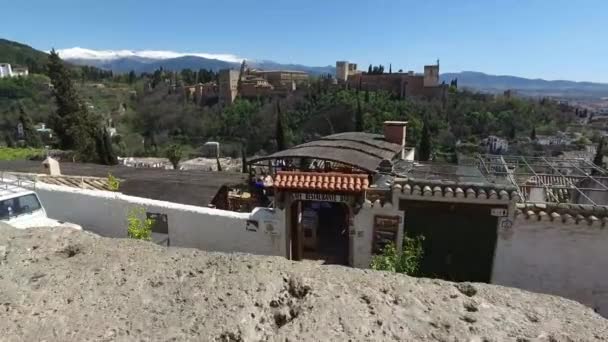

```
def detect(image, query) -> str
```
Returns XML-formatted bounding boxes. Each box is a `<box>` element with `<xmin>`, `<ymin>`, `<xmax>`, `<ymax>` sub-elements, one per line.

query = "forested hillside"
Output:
<box><xmin>0</xmin><ymin>38</ymin><xmax>580</xmax><ymax>163</ymax></box>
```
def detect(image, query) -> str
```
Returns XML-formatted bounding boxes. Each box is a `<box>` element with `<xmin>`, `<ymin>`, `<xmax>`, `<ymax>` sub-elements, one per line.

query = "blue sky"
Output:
<box><xmin>3</xmin><ymin>0</ymin><xmax>607</xmax><ymax>82</ymax></box>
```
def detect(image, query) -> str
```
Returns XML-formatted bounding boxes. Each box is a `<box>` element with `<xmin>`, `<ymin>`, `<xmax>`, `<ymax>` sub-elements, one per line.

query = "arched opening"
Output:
<box><xmin>289</xmin><ymin>200</ymin><xmax>350</xmax><ymax>265</ymax></box>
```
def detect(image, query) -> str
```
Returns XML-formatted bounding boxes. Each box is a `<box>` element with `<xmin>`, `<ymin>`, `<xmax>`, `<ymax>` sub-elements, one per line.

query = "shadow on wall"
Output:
<box><xmin>35</xmin><ymin>183</ymin><xmax>286</xmax><ymax>258</ymax></box>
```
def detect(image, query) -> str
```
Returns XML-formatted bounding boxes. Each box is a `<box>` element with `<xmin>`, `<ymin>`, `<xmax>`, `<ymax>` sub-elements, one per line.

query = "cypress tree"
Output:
<box><xmin>241</xmin><ymin>145</ymin><xmax>248</xmax><ymax>173</ymax></box>
<box><xmin>368</xmin><ymin>64</ymin><xmax>372</xmax><ymax>74</ymax></box>
<box><xmin>47</xmin><ymin>49</ymin><xmax>97</xmax><ymax>158</ymax></box>
<box><xmin>508</xmin><ymin>126</ymin><xmax>516</xmax><ymax>140</ymax></box>
<box><xmin>18</xmin><ymin>104</ymin><xmax>42</xmax><ymax>147</ymax></box>
<box><xmin>389</xmin><ymin>64</ymin><xmax>392</xmax><ymax>74</ymax></box>
<box><xmin>418</xmin><ymin>120</ymin><xmax>431</xmax><ymax>161</ymax></box>
<box><xmin>530</xmin><ymin>127</ymin><xmax>537</xmax><ymax>140</ymax></box>
<box><xmin>102</xmin><ymin>128</ymin><xmax>117</xmax><ymax>165</ymax></box>
<box><xmin>355</xmin><ymin>93</ymin><xmax>364</xmax><ymax>132</ymax></box>
<box><xmin>593</xmin><ymin>137</ymin><xmax>604</xmax><ymax>168</ymax></box>
<box><xmin>275</xmin><ymin>100</ymin><xmax>286</xmax><ymax>151</ymax></box>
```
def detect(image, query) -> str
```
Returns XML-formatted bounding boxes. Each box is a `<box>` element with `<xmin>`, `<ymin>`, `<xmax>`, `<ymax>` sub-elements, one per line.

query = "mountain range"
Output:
<box><xmin>2</xmin><ymin>38</ymin><xmax>608</xmax><ymax>99</ymax></box>
<box><xmin>56</xmin><ymin>47</ymin><xmax>335</xmax><ymax>75</ymax></box>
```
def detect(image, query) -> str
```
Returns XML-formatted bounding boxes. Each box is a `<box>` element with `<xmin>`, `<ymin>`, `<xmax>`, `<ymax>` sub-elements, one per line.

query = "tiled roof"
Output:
<box><xmin>392</xmin><ymin>177</ymin><xmax>520</xmax><ymax>202</ymax></box>
<box><xmin>515</xmin><ymin>202</ymin><xmax>608</xmax><ymax>226</ymax></box>
<box><xmin>273</xmin><ymin>171</ymin><xmax>369</xmax><ymax>192</ymax></box>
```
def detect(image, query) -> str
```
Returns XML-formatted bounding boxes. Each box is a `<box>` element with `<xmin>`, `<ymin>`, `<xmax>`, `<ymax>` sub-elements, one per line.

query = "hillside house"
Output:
<box><xmin>0</xmin><ymin>63</ymin><xmax>28</xmax><ymax>78</ymax></box>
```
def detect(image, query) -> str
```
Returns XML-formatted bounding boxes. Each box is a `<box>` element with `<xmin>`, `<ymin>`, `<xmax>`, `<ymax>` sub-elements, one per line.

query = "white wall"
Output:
<box><xmin>35</xmin><ymin>183</ymin><xmax>286</xmax><ymax>257</ymax></box>
<box><xmin>352</xmin><ymin>201</ymin><xmax>403</xmax><ymax>268</ymax></box>
<box><xmin>492</xmin><ymin>217</ymin><xmax>608</xmax><ymax>317</ymax></box>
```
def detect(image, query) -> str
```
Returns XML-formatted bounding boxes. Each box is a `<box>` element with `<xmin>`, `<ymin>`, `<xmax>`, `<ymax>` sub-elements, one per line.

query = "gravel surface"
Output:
<box><xmin>0</xmin><ymin>225</ymin><xmax>606</xmax><ymax>341</ymax></box>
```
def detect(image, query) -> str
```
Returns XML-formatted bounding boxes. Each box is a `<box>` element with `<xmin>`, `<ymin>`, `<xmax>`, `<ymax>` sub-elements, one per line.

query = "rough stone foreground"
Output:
<box><xmin>0</xmin><ymin>226</ymin><xmax>606</xmax><ymax>342</ymax></box>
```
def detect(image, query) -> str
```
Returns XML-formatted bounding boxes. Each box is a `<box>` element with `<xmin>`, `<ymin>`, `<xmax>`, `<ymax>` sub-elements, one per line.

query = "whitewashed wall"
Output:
<box><xmin>492</xmin><ymin>217</ymin><xmax>608</xmax><ymax>317</ymax></box>
<box><xmin>35</xmin><ymin>183</ymin><xmax>286</xmax><ymax>257</ymax></box>
<box><xmin>352</xmin><ymin>201</ymin><xmax>403</xmax><ymax>268</ymax></box>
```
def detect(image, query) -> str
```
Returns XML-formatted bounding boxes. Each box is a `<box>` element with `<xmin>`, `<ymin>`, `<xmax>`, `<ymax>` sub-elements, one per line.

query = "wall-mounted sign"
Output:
<box><xmin>372</xmin><ymin>215</ymin><xmax>401</xmax><ymax>254</ymax></box>
<box><xmin>491</xmin><ymin>208</ymin><xmax>508</xmax><ymax>217</ymax></box>
<box><xmin>146</xmin><ymin>212</ymin><xmax>168</xmax><ymax>234</ymax></box>
<box><xmin>246</xmin><ymin>220</ymin><xmax>259</xmax><ymax>232</ymax></box>
<box><xmin>292</xmin><ymin>192</ymin><xmax>353</xmax><ymax>203</ymax></box>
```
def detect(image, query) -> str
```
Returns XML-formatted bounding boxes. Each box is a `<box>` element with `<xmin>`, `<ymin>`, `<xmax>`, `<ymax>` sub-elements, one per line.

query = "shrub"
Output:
<box><xmin>0</xmin><ymin>147</ymin><xmax>44</xmax><ymax>160</ymax></box>
<box><xmin>107</xmin><ymin>173</ymin><xmax>120</xmax><ymax>191</ymax></box>
<box><xmin>127</xmin><ymin>207</ymin><xmax>154</xmax><ymax>241</ymax></box>
<box><xmin>370</xmin><ymin>235</ymin><xmax>425</xmax><ymax>276</ymax></box>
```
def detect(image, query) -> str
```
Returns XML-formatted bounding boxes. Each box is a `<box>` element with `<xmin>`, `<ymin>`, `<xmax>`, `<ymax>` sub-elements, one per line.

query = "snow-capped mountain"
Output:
<box><xmin>56</xmin><ymin>47</ymin><xmax>335</xmax><ymax>75</ymax></box>
<box><xmin>56</xmin><ymin>47</ymin><xmax>243</xmax><ymax>63</ymax></box>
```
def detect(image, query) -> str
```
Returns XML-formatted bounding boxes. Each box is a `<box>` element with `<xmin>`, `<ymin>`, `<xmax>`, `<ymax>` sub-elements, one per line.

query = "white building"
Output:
<box><xmin>482</xmin><ymin>135</ymin><xmax>509</xmax><ymax>153</ymax></box>
<box><xmin>0</xmin><ymin>63</ymin><xmax>29</xmax><ymax>78</ymax></box>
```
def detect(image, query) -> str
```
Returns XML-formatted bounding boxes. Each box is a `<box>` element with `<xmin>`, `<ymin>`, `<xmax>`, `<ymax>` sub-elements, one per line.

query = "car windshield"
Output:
<box><xmin>0</xmin><ymin>194</ymin><xmax>42</xmax><ymax>220</ymax></box>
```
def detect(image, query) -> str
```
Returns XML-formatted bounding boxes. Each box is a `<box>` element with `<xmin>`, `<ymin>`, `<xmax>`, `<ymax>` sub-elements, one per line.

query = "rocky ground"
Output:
<box><xmin>0</xmin><ymin>225</ymin><xmax>606</xmax><ymax>341</ymax></box>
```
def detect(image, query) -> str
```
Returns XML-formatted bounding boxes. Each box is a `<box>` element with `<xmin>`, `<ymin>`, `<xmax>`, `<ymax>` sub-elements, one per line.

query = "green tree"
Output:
<box><xmin>530</xmin><ymin>127</ymin><xmax>537</xmax><ymax>140</ymax></box>
<box><xmin>276</xmin><ymin>100</ymin><xmax>286</xmax><ymax>151</ymax></box>
<box><xmin>47</xmin><ymin>49</ymin><xmax>99</xmax><ymax>160</ymax></box>
<box><xmin>128</xmin><ymin>70</ymin><xmax>136</xmax><ymax>84</ymax></box>
<box><xmin>418</xmin><ymin>120</ymin><xmax>431</xmax><ymax>161</ymax></box>
<box><xmin>368</xmin><ymin>64</ymin><xmax>372</xmax><ymax>74</ymax></box>
<box><xmin>355</xmin><ymin>91</ymin><xmax>364</xmax><ymax>132</ymax></box>
<box><xmin>593</xmin><ymin>137</ymin><xmax>604</xmax><ymax>167</ymax></box>
<box><xmin>370</xmin><ymin>235</ymin><xmax>425</xmax><ymax>276</ymax></box>
<box><xmin>508</xmin><ymin>126</ymin><xmax>516</xmax><ymax>140</ymax></box>
<box><xmin>165</xmin><ymin>144</ymin><xmax>183</xmax><ymax>170</ymax></box>
<box><xmin>18</xmin><ymin>104</ymin><xmax>42</xmax><ymax>147</ymax></box>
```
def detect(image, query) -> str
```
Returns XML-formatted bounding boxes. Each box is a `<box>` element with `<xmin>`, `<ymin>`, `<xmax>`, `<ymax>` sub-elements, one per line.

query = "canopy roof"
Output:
<box><xmin>249</xmin><ymin>132</ymin><xmax>404</xmax><ymax>173</ymax></box>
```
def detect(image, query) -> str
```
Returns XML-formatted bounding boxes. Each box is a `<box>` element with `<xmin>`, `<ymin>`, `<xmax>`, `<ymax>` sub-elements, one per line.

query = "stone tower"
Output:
<box><xmin>336</xmin><ymin>61</ymin><xmax>349</xmax><ymax>82</ymax></box>
<box><xmin>423</xmin><ymin>62</ymin><xmax>440</xmax><ymax>87</ymax></box>
<box><xmin>218</xmin><ymin>69</ymin><xmax>240</xmax><ymax>105</ymax></box>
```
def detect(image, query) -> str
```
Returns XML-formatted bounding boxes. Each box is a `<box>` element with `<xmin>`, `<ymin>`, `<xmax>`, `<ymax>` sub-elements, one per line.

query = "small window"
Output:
<box><xmin>146</xmin><ymin>212</ymin><xmax>168</xmax><ymax>234</ymax></box>
<box><xmin>0</xmin><ymin>194</ymin><xmax>42</xmax><ymax>219</ymax></box>
<box><xmin>17</xmin><ymin>194</ymin><xmax>42</xmax><ymax>215</ymax></box>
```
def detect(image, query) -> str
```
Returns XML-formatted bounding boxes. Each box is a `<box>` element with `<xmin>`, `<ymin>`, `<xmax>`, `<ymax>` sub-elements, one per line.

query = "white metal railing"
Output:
<box><xmin>0</xmin><ymin>172</ymin><xmax>38</xmax><ymax>192</ymax></box>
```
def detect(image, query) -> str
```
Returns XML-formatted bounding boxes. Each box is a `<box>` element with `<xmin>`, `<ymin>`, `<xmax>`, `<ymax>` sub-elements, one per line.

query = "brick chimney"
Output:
<box><xmin>383</xmin><ymin>121</ymin><xmax>408</xmax><ymax>159</ymax></box>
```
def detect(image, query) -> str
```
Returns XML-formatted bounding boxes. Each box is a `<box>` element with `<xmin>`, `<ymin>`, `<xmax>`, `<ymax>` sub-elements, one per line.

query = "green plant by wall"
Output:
<box><xmin>370</xmin><ymin>235</ymin><xmax>425</xmax><ymax>276</ymax></box>
<box><xmin>127</xmin><ymin>207</ymin><xmax>154</xmax><ymax>241</ymax></box>
<box><xmin>107</xmin><ymin>173</ymin><xmax>120</xmax><ymax>191</ymax></box>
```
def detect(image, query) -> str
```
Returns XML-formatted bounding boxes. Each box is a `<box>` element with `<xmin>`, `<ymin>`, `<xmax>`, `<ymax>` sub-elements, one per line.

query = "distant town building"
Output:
<box><xmin>249</xmin><ymin>69</ymin><xmax>308</xmax><ymax>91</ymax></box>
<box><xmin>217</xmin><ymin>67</ymin><xmax>309</xmax><ymax>105</ymax></box>
<box><xmin>335</xmin><ymin>61</ymin><xmax>360</xmax><ymax>82</ymax></box>
<box><xmin>343</xmin><ymin>60</ymin><xmax>446</xmax><ymax>99</ymax></box>
<box><xmin>0</xmin><ymin>63</ymin><xmax>28</xmax><ymax>78</ymax></box>
<box><xmin>503</xmin><ymin>89</ymin><xmax>516</xmax><ymax>98</ymax></box>
<box><xmin>482</xmin><ymin>135</ymin><xmax>509</xmax><ymax>153</ymax></box>
<box><xmin>535</xmin><ymin>131</ymin><xmax>576</xmax><ymax>146</ymax></box>
<box><xmin>183</xmin><ymin>82</ymin><xmax>218</xmax><ymax>105</ymax></box>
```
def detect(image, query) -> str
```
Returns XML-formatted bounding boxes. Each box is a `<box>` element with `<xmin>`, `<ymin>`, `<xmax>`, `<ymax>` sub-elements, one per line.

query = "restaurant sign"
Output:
<box><xmin>292</xmin><ymin>192</ymin><xmax>353</xmax><ymax>203</ymax></box>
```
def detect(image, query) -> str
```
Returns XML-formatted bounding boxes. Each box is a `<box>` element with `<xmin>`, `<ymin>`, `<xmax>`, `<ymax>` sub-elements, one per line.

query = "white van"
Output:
<box><xmin>0</xmin><ymin>187</ymin><xmax>82</xmax><ymax>230</ymax></box>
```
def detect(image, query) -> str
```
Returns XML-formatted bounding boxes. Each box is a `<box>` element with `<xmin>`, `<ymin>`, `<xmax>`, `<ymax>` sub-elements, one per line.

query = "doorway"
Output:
<box><xmin>399</xmin><ymin>200</ymin><xmax>501</xmax><ymax>283</ymax></box>
<box><xmin>290</xmin><ymin>200</ymin><xmax>350</xmax><ymax>265</ymax></box>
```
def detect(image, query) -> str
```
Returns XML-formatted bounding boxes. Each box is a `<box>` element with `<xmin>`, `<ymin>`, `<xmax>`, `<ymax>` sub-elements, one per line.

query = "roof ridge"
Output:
<box><xmin>287</xmin><ymin>143</ymin><xmax>396</xmax><ymax>161</ymax></box>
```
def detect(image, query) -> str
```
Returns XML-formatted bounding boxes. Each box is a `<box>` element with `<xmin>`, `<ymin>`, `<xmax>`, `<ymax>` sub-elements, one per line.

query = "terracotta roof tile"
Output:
<box><xmin>273</xmin><ymin>171</ymin><xmax>369</xmax><ymax>192</ymax></box>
